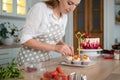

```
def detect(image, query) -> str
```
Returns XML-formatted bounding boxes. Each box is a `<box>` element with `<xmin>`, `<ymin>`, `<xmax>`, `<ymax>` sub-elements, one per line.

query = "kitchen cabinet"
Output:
<box><xmin>0</xmin><ymin>1</ymin><xmax>1</xmax><ymax>14</ymax></box>
<box><xmin>115</xmin><ymin>0</ymin><xmax>120</xmax><ymax>24</ymax></box>
<box><xmin>0</xmin><ymin>48</ymin><xmax>20</xmax><ymax>65</ymax></box>
<box><xmin>0</xmin><ymin>0</ymin><xmax>31</xmax><ymax>18</ymax></box>
<box><xmin>73</xmin><ymin>0</ymin><xmax>104</xmax><ymax>51</ymax></box>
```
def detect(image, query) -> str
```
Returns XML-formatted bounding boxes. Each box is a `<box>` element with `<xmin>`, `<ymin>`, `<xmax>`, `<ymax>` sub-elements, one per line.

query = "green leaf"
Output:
<box><xmin>0</xmin><ymin>59</ymin><xmax>24</xmax><ymax>80</ymax></box>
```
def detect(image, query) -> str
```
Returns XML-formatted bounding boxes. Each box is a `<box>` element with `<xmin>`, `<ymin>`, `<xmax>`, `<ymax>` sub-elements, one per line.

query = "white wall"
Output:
<box><xmin>65</xmin><ymin>12</ymin><xmax>74</xmax><ymax>46</ymax></box>
<box><xmin>104</xmin><ymin>0</ymin><xmax>115</xmax><ymax>49</ymax></box>
<box><xmin>104</xmin><ymin>0</ymin><xmax>120</xmax><ymax>49</ymax></box>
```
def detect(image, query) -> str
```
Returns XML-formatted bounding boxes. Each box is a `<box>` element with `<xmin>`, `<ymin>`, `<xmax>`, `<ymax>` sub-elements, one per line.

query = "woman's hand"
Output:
<box><xmin>68</xmin><ymin>45</ymin><xmax>74</xmax><ymax>56</ymax></box>
<box><xmin>55</xmin><ymin>44</ymin><xmax>74</xmax><ymax>56</ymax></box>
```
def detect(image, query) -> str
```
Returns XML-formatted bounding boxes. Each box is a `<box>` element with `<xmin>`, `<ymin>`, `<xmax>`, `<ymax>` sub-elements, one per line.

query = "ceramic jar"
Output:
<box><xmin>114</xmin><ymin>50</ymin><xmax>120</xmax><ymax>60</ymax></box>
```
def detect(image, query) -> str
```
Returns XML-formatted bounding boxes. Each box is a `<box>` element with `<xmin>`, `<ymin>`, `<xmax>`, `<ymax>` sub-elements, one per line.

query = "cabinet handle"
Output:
<box><xmin>0</xmin><ymin>53</ymin><xmax>9</xmax><ymax>55</ymax></box>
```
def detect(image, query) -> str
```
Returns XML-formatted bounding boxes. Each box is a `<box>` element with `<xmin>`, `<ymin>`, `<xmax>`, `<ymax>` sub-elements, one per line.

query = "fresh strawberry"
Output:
<box><xmin>51</xmin><ymin>70</ymin><xmax>58</xmax><ymax>78</ymax></box>
<box><xmin>43</xmin><ymin>71</ymin><xmax>52</xmax><ymax>79</ymax></box>
<box><xmin>58</xmin><ymin>72</ymin><xmax>65</xmax><ymax>77</ymax></box>
<box><xmin>56</xmin><ymin>66</ymin><xmax>63</xmax><ymax>73</ymax></box>
<box><xmin>54</xmin><ymin>75</ymin><xmax>61</xmax><ymax>80</ymax></box>
<box><xmin>62</xmin><ymin>75</ymin><xmax>68</xmax><ymax>80</ymax></box>
<box><xmin>40</xmin><ymin>77</ymin><xmax>47</xmax><ymax>80</ymax></box>
<box><xmin>83</xmin><ymin>33</ymin><xmax>89</xmax><ymax>38</ymax></box>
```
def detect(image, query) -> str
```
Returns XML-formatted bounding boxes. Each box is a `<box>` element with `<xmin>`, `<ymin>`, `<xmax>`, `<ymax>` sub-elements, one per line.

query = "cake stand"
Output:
<box><xmin>80</xmin><ymin>49</ymin><xmax>103</xmax><ymax>56</ymax></box>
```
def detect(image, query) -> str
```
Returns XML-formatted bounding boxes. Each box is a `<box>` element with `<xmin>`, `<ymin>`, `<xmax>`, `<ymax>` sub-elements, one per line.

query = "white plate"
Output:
<box><xmin>80</xmin><ymin>49</ymin><xmax>103</xmax><ymax>56</ymax></box>
<box><xmin>60</xmin><ymin>61</ymin><xmax>96</xmax><ymax>67</ymax></box>
<box><xmin>80</xmin><ymin>49</ymin><xmax>103</xmax><ymax>51</ymax></box>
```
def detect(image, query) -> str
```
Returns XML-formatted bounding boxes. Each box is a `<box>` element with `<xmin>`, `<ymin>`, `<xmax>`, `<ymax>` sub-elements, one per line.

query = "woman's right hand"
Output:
<box><xmin>55</xmin><ymin>44</ymin><xmax>74</xmax><ymax>56</ymax></box>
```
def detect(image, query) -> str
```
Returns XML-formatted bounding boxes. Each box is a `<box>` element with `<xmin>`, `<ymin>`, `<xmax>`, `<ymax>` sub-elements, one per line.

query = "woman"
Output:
<box><xmin>16</xmin><ymin>0</ymin><xmax>81</xmax><ymax>66</ymax></box>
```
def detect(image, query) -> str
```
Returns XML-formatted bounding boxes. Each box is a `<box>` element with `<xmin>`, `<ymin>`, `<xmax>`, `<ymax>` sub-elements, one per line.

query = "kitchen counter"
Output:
<box><xmin>0</xmin><ymin>44</ymin><xmax>21</xmax><ymax>49</ymax></box>
<box><xmin>21</xmin><ymin>56</ymin><xmax>120</xmax><ymax>80</ymax></box>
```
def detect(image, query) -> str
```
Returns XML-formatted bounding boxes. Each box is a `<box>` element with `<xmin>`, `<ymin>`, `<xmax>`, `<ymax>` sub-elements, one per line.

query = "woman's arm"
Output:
<box><xmin>56</xmin><ymin>40</ymin><xmax>65</xmax><ymax>45</ymax></box>
<box><xmin>23</xmin><ymin>39</ymin><xmax>74</xmax><ymax>55</ymax></box>
<box><xmin>23</xmin><ymin>39</ymin><xmax>55</xmax><ymax>51</ymax></box>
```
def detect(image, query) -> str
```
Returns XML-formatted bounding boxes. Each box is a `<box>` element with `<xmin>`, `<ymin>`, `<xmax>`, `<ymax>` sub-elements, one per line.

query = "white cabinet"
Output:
<box><xmin>0</xmin><ymin>0</ymin><xmax>31</xmax><ymax>18</ymax></box>
<box><xmin>0</xmin><ymin>48</ymin><xmax>20</xmax><ymax>65</ymax></box>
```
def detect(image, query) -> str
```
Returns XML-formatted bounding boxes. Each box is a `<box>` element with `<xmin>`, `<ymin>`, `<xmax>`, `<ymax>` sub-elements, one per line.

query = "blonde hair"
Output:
<box><xmin>45</xmin><ymin>0</ymin><xmax>59</xmax><ymax>9</ymax></box>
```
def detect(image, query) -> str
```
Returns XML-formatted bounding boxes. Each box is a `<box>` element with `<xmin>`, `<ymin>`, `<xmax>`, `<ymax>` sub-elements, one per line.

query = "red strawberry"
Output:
<box><xmin>43</xmin><ymin>71</ymin><xmax>52</xmax><ymax>79</ymax></box>
<box><xmin>56</xmin><ymin>66</ymin><xmax>63</xmax><ymax>73</ymax></box>
<box><xmin>51</xmin><ymin>70</ymin><xmax>58</xmax><ymax>78</ymax></box>
<box><xmin>54</xmin><ymin>75</ymin><xmax>61</xmax><ymax>80</ymax></box>
<box><xmin>61</xmin><ymin>74</ymin><xmax>68</xmax><ymax>80</ymax></box>
<box><xmin>40</xmin><ymin>77</ymin><xmax>47</xmax><ymax>80</ymax></box>
<box><xmin>83</xmin><ymin>33</ymin><xmax>89</xmax><ymax>38</ymax></box>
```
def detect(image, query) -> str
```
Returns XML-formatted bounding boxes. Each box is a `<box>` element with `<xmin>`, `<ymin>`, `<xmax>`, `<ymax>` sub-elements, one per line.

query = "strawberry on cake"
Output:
<box><xmin>81</xmin><ymin>38</ymin><xmax>100</xmax><ymax>49</ymax></box>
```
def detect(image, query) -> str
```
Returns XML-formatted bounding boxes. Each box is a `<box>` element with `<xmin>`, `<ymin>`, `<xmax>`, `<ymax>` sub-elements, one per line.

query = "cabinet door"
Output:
<box><xmin>115</xmin><ymin>0</ymin><xmax>120</xmax><ymax>24</ymax></box>
<box><xmin>73</xmin><ymin>0</ymin><xmax>103</xmax><ymax>51</ymax></box>
<box><xmin>0</xmin><ymin>48</ymin><xmax>19</xmax><ymax>65</ymax></box>
<box><xmin>73</xmin><ymin>0</ymin><xmax>87</xmax><ymax>51</ymax></box>
<box><xmin>0</xmin><ymin>49</ymin><xmax>13</xmax><ymax>65</ymax></box>
<box><xmin>89</xmin><ymin>0</ymin><xmax>103</xmax><ymax>46</ymax></box>
<box><xmin>74</xmin><ymin>0</ymin><xmax>90</xmax><ymax>32</ymax></box>
<box><xmin>0</xmin><ymin>0</ymin><xmax>2</xmax><ymax>14</ymax></box>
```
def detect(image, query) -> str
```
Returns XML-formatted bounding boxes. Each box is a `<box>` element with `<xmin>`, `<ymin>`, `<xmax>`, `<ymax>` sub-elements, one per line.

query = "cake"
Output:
<box><xmin>81</xmin><ymin>38</ymin><xmax>100</xmax><ymax>49</ymax></box>
<box><xmin>65</xmin><ymin>56</ymin><xmax>73</xmax><ymax>64</ymax></box>
<box><xmin>65</xmin><ymin>55</ymin><xmax>81</xmax><ymax>64</ymax></box>
<box><xmin>65</xmin><ymin>54</ymin><xmax>91</xmax><ymax>65</ymax></box>
<box><xmin>81</xmin><ymin>55</ymin><xmax>91</xmax><ymax>65</ymax></box>
<box><xmin>72</xmin><ymin>55</ymin><xmax>80</xmax><ymax>64</ymax></box>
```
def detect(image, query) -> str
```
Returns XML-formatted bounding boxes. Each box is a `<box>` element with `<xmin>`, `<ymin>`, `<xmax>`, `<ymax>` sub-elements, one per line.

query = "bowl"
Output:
<box><xmin>24</xmin><ymin>61</ymin><xmax>42</xmax><ymax>72</ymax></box>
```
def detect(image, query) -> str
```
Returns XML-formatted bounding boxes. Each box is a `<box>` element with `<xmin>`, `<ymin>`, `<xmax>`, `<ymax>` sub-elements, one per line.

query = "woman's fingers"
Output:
<box><xmin>69</xmin><ymin>46</ymin><xmax>74</xmax><ymax>56</ymax></box>
<box><xmin>55</xmin><ymin>44</ymin><xmax>74</xmax><ymax>56</ymax></box>
<box><xmin>55</xmin><ymin>45</ymin><xmax>69</xmax><ymax>55</ymax></box>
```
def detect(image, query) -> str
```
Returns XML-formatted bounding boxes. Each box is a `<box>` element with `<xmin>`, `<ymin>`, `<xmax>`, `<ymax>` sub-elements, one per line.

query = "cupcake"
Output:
<box><xmin>81</xmin><ymin>55</ymin><xmax>91</xmax><ymax>65</ymax></box>
<box><xmin>65</xmin><ymin>56</ymin><xmax>73</xmax><ymax>64</ymax></box>
<box><xmin>72</xmin><ymin>55</ymin><xmax>80</xmax><ymax>64</ymax></box>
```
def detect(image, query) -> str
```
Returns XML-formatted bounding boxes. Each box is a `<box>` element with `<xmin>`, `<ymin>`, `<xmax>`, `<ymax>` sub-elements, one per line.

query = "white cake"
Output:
<box><xmin>81</xmin><ymin>38</ymin><xmax>100</xmax><ymax>49</ymax></box>
<box><xmin>66</xmin><ymin>55</ymin><xmax>80</xmax><ymax>64</ymax></box>
<box><xmin>72</xmin><ymin>55</ymin><xmax>80</xmax><ymax>64</ymax></box>
<box><xmin>65</xmin><ymin>56</ymin><xmax>73</xmax><ymax>64</ymax></box>
<box><xmin>81</xmin><ymin>55</ymin><xmax>91</xmax><ymax>65</ymax></box>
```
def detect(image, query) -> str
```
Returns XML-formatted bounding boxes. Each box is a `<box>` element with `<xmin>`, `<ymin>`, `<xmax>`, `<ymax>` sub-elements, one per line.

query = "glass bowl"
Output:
<box><xmin>24</xmin><ymin>61</ymin><xmax>42</xmax><ymax>72</ymax></box>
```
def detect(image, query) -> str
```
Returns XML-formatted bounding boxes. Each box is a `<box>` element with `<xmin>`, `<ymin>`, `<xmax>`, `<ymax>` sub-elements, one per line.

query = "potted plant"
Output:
<box><xmin>0</xmin><ymin>22</ymin><xmax>19</xmax><ymax>45</ymax></box>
